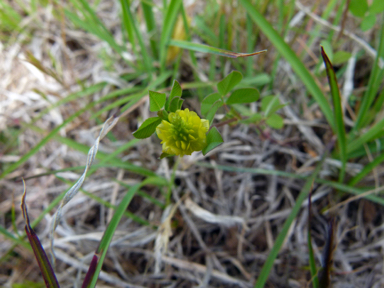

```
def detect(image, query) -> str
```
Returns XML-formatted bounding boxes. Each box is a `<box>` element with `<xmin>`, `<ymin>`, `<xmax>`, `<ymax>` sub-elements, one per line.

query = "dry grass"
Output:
<box><xmin>1</xmin><ymin>1</ymin><xmax>384</xmax><ymax>288</ymax></box>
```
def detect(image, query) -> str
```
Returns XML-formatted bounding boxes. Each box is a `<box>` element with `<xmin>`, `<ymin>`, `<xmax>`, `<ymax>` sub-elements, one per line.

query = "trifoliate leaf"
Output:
<box><xmin>133</xmin><ymin>117</ymin><xmax>162</xmax><ymax>139</ymax></box>
<box><xmin>261</xmin><ymin>96</ymin><xmax>284</xmax><ymax>117</ymax></box>
<box><xmin>169</xmin><ymin>97</ymin><xmax>183</xmax><ymax>112</ymax></box>
<box><xmin>360</xmin><ymin>14</ymin><xmax>376</xmax><ymax>31</ymax></box>
<box><xmin>177</xmin><ymin>98</ymin><xmax>184</xmax><ymax>110</ymax></box>
<box><xmin>217</xmin><ymin>71</ymin><xmax>243</xmax><ymax>96</ymax></box>
<box><xmin>369</xmin><ymin>0</ymin><xmax>384</xmax><ymax>14</ymax></box>
<box><xmin>169</xmin><ymin>80</ymin><xmax>182</xmax><ymax>100</ymax></box>
<box><xmin>157</xmin><ymin>109</ymin><xmax>169</xmax><ymax>120</ymax></box>
<box><xmin>201</xmin><ymin>92</ymin><xmax>222</xmax><ymax>116</ymax></box>
<box><xmin>149</xmin><ymin>91</ymin><xmax>166</xmax><ymax>112</ymax></box>
<box><xmin>202</xmin><ymin>127</ymin><xmax>224</xmax><ymax>155</ymax></box>
<box><xmin>240</xmin><ymin>113</ymin><xmax>263</xmax><ymax>124</ymax></box>
<box><xmin>333</xmin><ymin>51</ymin><xmax>352</xmax><ymax>65</ymax></box>
<box><xmin>320</xmin><ymin>40</ymin><xmax>333</xmax><ymax>62</ymax></box>
<box><xmin>206</xmin><ymin>100</ymin><xmax>223</xmax><ymax>126</ymax></box>
<box><xmin>349</xmin><ymin>0</ymin><xmax>368</xmax><ymax>17</ymax></box>
<box><xmin>226</xmin><ymin>88</ymin><xmax>260</xmax><ymax>104</ymax></box>
<box><xmin>266</xmin><ymin>113</ymin><xmax>284</xmax><ymax>129</ymax></box>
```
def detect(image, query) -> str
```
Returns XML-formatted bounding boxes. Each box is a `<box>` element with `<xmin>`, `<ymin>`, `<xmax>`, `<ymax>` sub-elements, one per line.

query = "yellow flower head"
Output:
<box><xmin>156</xmin><ymin>108</ymin><xmax>209</xmax><ymax>156</ymax></box>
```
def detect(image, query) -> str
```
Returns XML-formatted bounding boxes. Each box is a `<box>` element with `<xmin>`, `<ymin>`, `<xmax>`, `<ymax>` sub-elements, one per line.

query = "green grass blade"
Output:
<box><xmin>180</xmin><ymin>4</ymin><xmax>196</xmax><ymax>67</ymax></box>
<box><xmin>318</xmin><ymin>179</ymin><xmax>384</xmax><ymax>206</ymax></box>
<box><xmin>239</xmin><ymin>0</ymin><xmax>334</xmax><ymax>130</ymax></box>
<box><xmin>348</xmin><ymin>152</ymin><xmax>384</xmax><ymax>186</ymax></box>
<box><xmin>88</xmin><ymin>183</ymin><xmax>141</xmax><ymax>288</ymax></box>
<box><xmin>196</xmin><ymin>162</ymin><xmax>384</xmax><ymax>206</ymax></box>
<box><xmin>0</xmin><ymin>107</ymin><xmax>87</xmax><ymax>180</ymax></box>
<box><xmin>141</xmin><ymin>0</ymin><xmax>158</xmax><ymax>59</ymax></box>
<box><xmin>75</xmin><ymin>0</ymin><xmax>122</xmax><ymax>48</ymax></box>
<box><xmin>65</xmin><ymin>10</ymin><xmax>125</xmax><ymax>57</ymax></box>
<box><xmin>347</xmin><ymin>117</ymin><xmax>384</xmax><ymax>154</ymax></box>
<box><xmin>347</xmin><ymin>137</ymin><xmax>384</xmax><ymax>159</ymax></box>
<box><xmin>0</xmin><ymin>1</ymin><xmax>22</xmax><ymax>37</ymax></box>
<box><xmin>78</xmin><ymin>187</ymin><xmax>150</xmax><ymax>226</ymax></box>
<box><xmin>2</xmin><ymin>86</ymin><xmax>153</xmax><ymax>181</ymax></box>
<box><xmin>31</xmin><ymin>83</ymin><xmax>107</xmax><ymax>126</ymax></box>
<box><xmin>90</xmin><ymin>72</ymin><xmax>171</xmax><ymax>120</ymax></box>
<box><xmin>119</xmin><ymin>0</ymin><xmax>152</xmax><ymax>77</ymax></box>
<box><xmin>119</xmin><ymin>0</ymin><xmax>137</xmax><ymax>57</ymax></box>
<box><xmin>64</xmin><ymin>0</ymin><xmax>124</xmax><ymax>55</ymax></box>
<box><xmin>321</xmin><ymin>47</ymin><xmax>347</xmax><ymax>182</ymax></box>
<box><xmin>354</xmin><ymin>20</ymin><xmax>384</xmax><ymax>129</ymax></box>
<box><xmin>0</xmin><ymin>225</ymin><xmax>31</xmax><ymax>250</ymax></box>
<box><xmin>326</xmin><ymin>0</ymin><xmax>346</xmax><ymax>42</ymax></box>
<box><xmin>371</xmin><ymin>73</ymin><xmax>384</xmax><ymax>115</ymax></box>
<box><xmin>194</xmin><ymin>16</ymin><xmax>218</xmax><ymax>46</ymax></box>
<box><xmin>53</xmin><ymin>136</ymin><xmax>156</xmax><ymax>177</ymax></box>
<box><xmin>305</xmin><ymin>0</ymin><xmax>338</xmax><ymax>55</ymax></box>
<box><xmin>116</xmin><ymin>180</ymin><xmax>165</xmax><ymax>208</ymax></box>
<box><xmin>269</xmin><ymin>0</ymin><xmax>295</xmax><ymax>90</ymax></box>
<box><xmin>159</xmin><ymin>0</ymin><xmax>182</xmax><ymax>72</ymax></box>
<box><xmin>11</xmin><ymin>197</ymin><xmax>19</xmax><ymax>237</ymax></box>
<box><xmin>6</xmin><ymin>83</ymin><xmax>107</xmax><ymax>152</ymax></box>
<box><xmin>245</xmin><ymin>14</ymin><xmax>255</xmax><ymax>77</ymax></box>
<box><xmin>219</xmin><ymin>13</ymin><xmax>225</xmax><ymax>50</ymax></box>
<box><xmin>91</xmin><ymin>91</ymin><xmax>146</xmax><ymax>119</ymax></box>
<box><xmin>5</xmin><ymin>82</ymin><xmax>132</xmax><ymax>176</ymax></box>
<box><xmin>308</xmin><ymin>230</ymin><xmax>319</xmax><ymax>288</ymax></box>
<box><xmin>254</xmin><ymin>156</ymin><xmax>326</xmax><ymax>288</ymax></box>
<box><xmin>169</xmin><ymin>40</ymin><xmax>267</xmax><ymax>58</ymax></box>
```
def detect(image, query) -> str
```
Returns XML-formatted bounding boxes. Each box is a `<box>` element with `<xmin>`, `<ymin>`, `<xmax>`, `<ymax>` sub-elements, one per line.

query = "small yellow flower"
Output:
<box><xmin>156</xmin><ymin>109</ymin><xmax>209</xmax><ymax>156</ymax></box>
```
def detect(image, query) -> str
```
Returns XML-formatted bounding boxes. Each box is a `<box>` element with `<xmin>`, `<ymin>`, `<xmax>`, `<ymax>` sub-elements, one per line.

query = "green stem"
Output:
<box><xmin>166</xmin><ymin>157</ymin><xmax>180</xmax><ymax>205</ymax></box>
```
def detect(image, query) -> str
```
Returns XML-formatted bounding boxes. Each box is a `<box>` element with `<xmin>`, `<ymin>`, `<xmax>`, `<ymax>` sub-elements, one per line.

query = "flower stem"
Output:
<box><xmin>166</xmin><ymin>156</ymin><xmax>180</xmax><ymax>206</ymax></box>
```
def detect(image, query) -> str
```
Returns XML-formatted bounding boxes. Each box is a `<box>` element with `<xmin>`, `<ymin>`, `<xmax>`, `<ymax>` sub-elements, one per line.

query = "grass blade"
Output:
<box><xmin>64</xmin><ymin>3</ymin><xmax>123</xmax><ymax>56</ymax></box>
<box><xmin>0</xmin><ymin>225</ymin><xmax>30</xmax><ymax>250</ymax></box>
<box><xmin>169</xmin><ymin>40</ymin><xmax>266</xmax><ymax>58</ymax></box>
<box><xmin>0</xmin><ymin>107</ymin><xmax>88</xmax><ymax>180</ymax></box>
<box><xmin>254</xmin><ymin>155</ymin><xmax>327</xmax><ymax>288</ymax></box>
<box><xmin>54</xmin><ymin>177</ymin><xmax>152</xmax><ymax>227</ymax></box>
<box><xmin>88</xmin><ymin>184</ymin><xmax>141</xmax><ymax>288</ymax></box>
<box><xmin>245</xmin><ymin>14</ymin><xmax>255</xmax><ymax>77</ymax></box>
<box><xmin>53</xmin><ymin>136</ymin><xmax>155</xmax><ymax>177</ymax></box>
<box><xmin>119</xmin><ymin>0</ymin><xmax>152</xmax><ymax>77</ymax></box>
<box><xmin>239</xmin><ymin>0</ymin><xmax>334</xmax><ymax>130</ymax></box>
<box><xmin>321</xmin><ymin>47</ymin><xmax>347</xmax><ymax>182</ymax></box>
<box><xmin>159</xmin><ymin>0</ymin><xmax>182</xmax><ymax>72</ymax></box>
<box><xmin>196</xmin><ymin>161</ymin><xmax>384</xmax><ymax>206</ymax></box>
<box><xmin>119</xmin><ymin>0</ymin><xmax>137</xmax><ymax>57</ymax></box>
<box><xmin>347</xmin><ymin>117</ymin><xmax>384</xmax><ymax>154</ymax></box>
<box><xmin>116</xmin><ymin>180</ymin><xmax>165</xmax><ymax>208</ymax></box>
<box><xmin>348</xmin><ymin>152</ymin><xmax>384</xmax><ymax>186</ymax></box>
<box><xmin>21</xmin><ymin>182</ymin><xmax>60</xmax><ymax>288</ymax></box>
<box><xmin>2</xmin><ymin>83</ymin><xmax>106</xmax><ymax>156</ymax></box>
<box><xmin>141</xmin><ymin>0</ymin><xmax>158</xmax><ymax>59</ymax></box>
<box><xmin>354</xmin><ymin>17</ymin><xmax>384</xmax><ymax>129</ymax></box>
